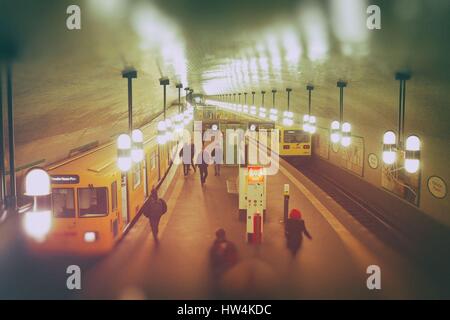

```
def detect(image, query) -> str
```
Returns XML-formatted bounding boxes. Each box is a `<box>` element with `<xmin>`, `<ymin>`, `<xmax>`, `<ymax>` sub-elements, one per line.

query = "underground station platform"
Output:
<box><xmin>0</xmin><ymin>0</ymin><xmax>449</xmax><ymax>306</ymax></box>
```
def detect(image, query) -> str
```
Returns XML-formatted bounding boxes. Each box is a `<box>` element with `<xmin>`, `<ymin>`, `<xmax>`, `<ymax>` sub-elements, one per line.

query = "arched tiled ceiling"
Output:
<box><xmin>0</xmin><ymin>0</ymin><xmax>449</xmax><ymax>168</ymax></box>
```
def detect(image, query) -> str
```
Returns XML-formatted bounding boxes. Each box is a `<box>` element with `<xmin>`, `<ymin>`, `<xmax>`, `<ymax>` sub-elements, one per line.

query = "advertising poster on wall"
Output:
<box><xmin>381</xmin><ymin>152</ymin><xmax>421</xmax><ymax>206</ymax></box>
<box><xmin>338</xmin><ymin>136</ymin><xmax>364</xmax><ymax>177</ymax></box>
<box><xmin>313</xmin><ymin>127</ymin><xmax>330</xmax><ymax>160</ymax></box>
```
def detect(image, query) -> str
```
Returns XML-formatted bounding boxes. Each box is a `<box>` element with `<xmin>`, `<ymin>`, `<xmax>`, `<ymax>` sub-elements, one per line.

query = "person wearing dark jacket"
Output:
<box><xmin>142</xmin><ymin>188</ymin><xmax>167</xmax><ymax>244</ymax></box>
<box><xmin>285</xmin><ymin>208</ymin><xmax>312</xmax><ymax>255</ymax></box>
<box><xmin>209</xmin><ymin>229</ymin><xmax>239</xmax><ymax>278</ymax></box>
<box><xmin>190</xmin><ymin>142</ymin><xmax>196</xmax><ymax>172</ymax></box>
<box><xmin>197</xmin><ymin>152</ymin><xmax>209</xmax><ymax>186</ymax></box>
<box><xmin>179</xmin><ymin>143</ymin><xmax>191</xmax><ymax>176</ymax></box>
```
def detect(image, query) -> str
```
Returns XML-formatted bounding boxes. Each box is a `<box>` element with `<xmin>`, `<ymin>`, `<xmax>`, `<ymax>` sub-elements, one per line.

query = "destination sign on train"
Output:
<box><xmin>51</xmin><ymin>175</ymin><xmax>80</xmax><ymax>184</ymax></box>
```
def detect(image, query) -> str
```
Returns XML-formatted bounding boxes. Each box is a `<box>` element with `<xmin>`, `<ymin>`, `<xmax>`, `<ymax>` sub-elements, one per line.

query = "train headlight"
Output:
<box><xmin>23</xmin><ymin>210</ymin><xmax>52</xmax><ymax>243</ymax></box>
<box><xmin>25</xmin><ymin>168</ymin><xmax>51</xmax><ymax>196</ymax></box>
<box><xmin>84</xmin><ymin>231</ymin><xmax>97</xmax><ymax>243</ymax></box>
<box><xmin>405</xmin><ymin>135</ymin><xmax>420</xmax><ymax>173</ymax></box>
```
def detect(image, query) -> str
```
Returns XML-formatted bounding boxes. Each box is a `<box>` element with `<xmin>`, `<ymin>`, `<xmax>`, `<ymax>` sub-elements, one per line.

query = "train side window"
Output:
<box><xmin>52</xmin><ymin>188</ymin><xmax>75</xmax><ymax>218</ymax></box>
<box><xmin>284</xmin><ymin>130</ymin><xmax>310</xmax><ymax>143</ymax></box>
<box><xmin>133</xmin><ymin>163</ymin><xmax>141</xmax><ymax>189</ymax></box>
<box><xmin>78</xmin><ymin>187</ymin><xmax>108</xmax><ymax>217</ymax></box>
<box><xmin>111</xmin><ymin>181</ymin><xmax>117</xmax><ymax>212</ymax></box>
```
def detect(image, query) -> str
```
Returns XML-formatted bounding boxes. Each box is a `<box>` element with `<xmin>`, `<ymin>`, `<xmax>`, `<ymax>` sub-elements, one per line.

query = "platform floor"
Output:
<box><xmin>78</xmin><ymin>160</ymin><xmax>443</xmax><ymax>299</ymax></box>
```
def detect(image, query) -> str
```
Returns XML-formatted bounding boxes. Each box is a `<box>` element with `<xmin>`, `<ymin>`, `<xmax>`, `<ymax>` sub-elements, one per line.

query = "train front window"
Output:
<box><xmin>284</xmin><ymin>130</ymin><xmax>310</xmax><ymax>143</ymax></box>
<box><xmin>52</xmin><ymin>188</ymin><xmax>75</xmax><ymax>218</ymax></box>
<box><xmin>78</xmin><ymin>187</ymin><xmax>108</xmax><ymax>217</ymax></box>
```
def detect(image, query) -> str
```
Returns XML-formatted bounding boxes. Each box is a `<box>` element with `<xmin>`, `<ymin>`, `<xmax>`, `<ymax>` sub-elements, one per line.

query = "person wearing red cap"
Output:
<box><xmin>285</xmin><ymin>208</ymin><xmax>312</xmax><ymax>255</ymax></box>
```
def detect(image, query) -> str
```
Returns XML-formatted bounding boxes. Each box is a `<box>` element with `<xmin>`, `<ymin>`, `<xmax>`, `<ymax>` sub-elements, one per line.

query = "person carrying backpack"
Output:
<box><xmin>142</xmin><ymin>188</ymin><xmax>167</xmax><ymax>244</ymax></box>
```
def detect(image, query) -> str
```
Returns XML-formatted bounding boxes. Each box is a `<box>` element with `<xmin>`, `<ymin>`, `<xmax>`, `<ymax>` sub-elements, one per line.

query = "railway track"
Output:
<box><xmin>286</xmin><ymin>158</ymin><xmax>414</xmax><ymax>258</ymax></box>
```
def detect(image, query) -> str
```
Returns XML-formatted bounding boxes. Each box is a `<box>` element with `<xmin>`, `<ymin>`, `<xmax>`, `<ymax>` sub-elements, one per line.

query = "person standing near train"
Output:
<box><xmin>142</xmin><ymin>188</ymin><xmax>167</xmax><ymax>244</ymax></box>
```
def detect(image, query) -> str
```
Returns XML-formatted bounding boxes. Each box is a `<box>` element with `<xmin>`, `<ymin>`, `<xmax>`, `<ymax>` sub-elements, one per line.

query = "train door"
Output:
<box><xmin>111</xmin><ymin>180</ymin><xmax>119</xmax><ymax>239</ymax></box>
<box><xmin>148</xmin><ymin>148</ymin><xmax>158</xmax><ymax>190</ymax></box>
<box><xmin>157</xmin><ymin>145</ymin><xmax>161</xmax><ymax>181</ymax></box>
<box><xmin>143</xmin><ymin>157</ymin><xmax>148</xmax><ymax>198</ymax></box>
<box><xmin>121</xmin><ymin>174</ymin><xmax>129</xmax><ymax>228</ymax></box>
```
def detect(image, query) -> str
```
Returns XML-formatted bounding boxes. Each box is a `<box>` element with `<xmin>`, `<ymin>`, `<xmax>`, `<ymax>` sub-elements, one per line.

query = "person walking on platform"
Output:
<box><xmin>190</xmin><ymin>142</ymin><xmax>196</xmax><ymax>173</ymax></box>
<box><xmin>179</xmin><ymin>143</ymin><xmax>191</xmax><ymax>176</ymax></box>
<box><xmin>211</xmin><ymin>146</ymin><xmax>223</xmax><ymax>176</ymax></box>
<box><xmin>197</xmin><ymin>152</ymin><xmax>209</xmax><ymax>186</ymax></box>
<box><xmin>209</xmin><ymin>229</ymin><xmax>239</xmax><ymax>278</ymax></box>
<box><xmin>285</xmin><ymin>208</ymin><xmax>312</xmax><ymax>255</ymax></box>
<box><xmin>142</xmin><ymin>188</ymin><xmax>167</xmax><ymax>244</ymax></box>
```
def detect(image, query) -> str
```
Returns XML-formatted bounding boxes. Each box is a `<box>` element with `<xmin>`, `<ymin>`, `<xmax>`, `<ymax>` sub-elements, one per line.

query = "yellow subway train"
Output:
<box><xmin>24</xmin><ymin>117</ymin><xmax>180</xmax><ymax>256</ymax></box>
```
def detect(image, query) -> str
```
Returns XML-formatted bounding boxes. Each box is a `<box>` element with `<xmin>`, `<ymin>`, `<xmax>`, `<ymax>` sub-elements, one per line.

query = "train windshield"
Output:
<box><xmin>284</xmin><ymin>130</ymin><xmax>310</xmax><ymax>143</ymax></box>
<box><xmin>78</xmin><ymin>187</ymin><xmax>109</xmax><ymax>217</ymax></box>
<box><xmin>52</xmin><ymin>188</ymin><xmax>76</xmax><ymax>218</ymax></box>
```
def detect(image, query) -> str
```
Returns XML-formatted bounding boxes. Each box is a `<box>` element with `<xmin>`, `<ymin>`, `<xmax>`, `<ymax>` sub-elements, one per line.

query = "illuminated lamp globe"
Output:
<box><xmin>23</xmin><ymin>210</ymin><xmax>52</xmax><ymax>242</ymax></box>
<box><xmin>341</xmin><ymin>136</ymin><xmax>351</xmax><ymax>147</ymax></box>
<box><xmin>283</xmin><ymin>118</ymin><xmax>294</xmax><ymax>126</ymax></box>
<box><xmin>405</xmin><ymin>135</ymin><xmax>420</xmax><ymax>173</ymax></box>
<box><xmin>117</xmin><ymin>133</ymin><xmax>131</xmax><ymax>149</ymax></box>
<box><xmin>25</xmin><ymin>168</ymin><xmax>51</xmax><ymax>196</ymax></box>
<box><xmin>342</xmin><ymin>122</ymin><xmax>351</xmax><ymax>133</ymax></box>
